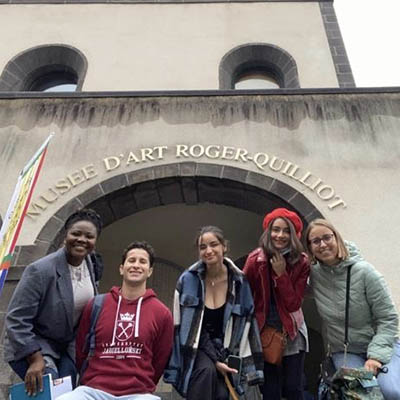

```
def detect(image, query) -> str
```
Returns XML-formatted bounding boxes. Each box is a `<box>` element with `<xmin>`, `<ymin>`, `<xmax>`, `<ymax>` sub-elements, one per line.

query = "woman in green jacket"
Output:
<box><xmin>305</xmin><ymin>219</ymin><xmax>400</xmax><ymax>400</ymax></box>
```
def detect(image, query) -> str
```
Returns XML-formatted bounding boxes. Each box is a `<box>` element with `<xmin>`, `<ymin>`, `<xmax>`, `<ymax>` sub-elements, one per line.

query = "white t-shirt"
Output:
<box><xmin>68</xmin><ymin>259</ymin><xmax>94</xmax><ymax>327</ymax></box>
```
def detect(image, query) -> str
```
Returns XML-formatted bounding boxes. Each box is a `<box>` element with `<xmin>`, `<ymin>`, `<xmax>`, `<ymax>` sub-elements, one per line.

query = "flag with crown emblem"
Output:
<box><xmin>0</xmin><ymin>133</ymin><xmax>53</xmax><ymax>296</ymax></box>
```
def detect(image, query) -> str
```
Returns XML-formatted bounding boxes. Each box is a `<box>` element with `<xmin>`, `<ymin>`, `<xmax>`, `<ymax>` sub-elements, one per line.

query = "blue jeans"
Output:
<box><xmin>9</xmin><ymin>352</ymin><xmax>77</xmax><ymax>388</ymax></box>
<box><xmin>332</xmin><ymin>340</ymin><xmax>400</xmax><ymax>400</ymax></box>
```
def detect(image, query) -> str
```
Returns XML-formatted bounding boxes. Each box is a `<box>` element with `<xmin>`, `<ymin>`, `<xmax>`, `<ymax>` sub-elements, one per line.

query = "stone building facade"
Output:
<box><xmin>0</xmin><ymin>0</ymin><xmax>399</xmax><ymax>398</ymax></box>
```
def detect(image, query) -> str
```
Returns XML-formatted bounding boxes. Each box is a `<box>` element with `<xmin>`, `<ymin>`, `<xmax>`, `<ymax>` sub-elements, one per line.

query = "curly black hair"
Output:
<box><xmin>64</xmin><ymin>208</ymin><xmax>103</xmax><ymax>236</ymax></box>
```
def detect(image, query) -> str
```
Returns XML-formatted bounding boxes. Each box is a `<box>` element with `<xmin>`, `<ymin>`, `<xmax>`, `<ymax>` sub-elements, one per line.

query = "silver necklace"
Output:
<box><xmin>207</xmin><ymin>276</ymin><xmax>226</xmax><ymax>286</ymax></box>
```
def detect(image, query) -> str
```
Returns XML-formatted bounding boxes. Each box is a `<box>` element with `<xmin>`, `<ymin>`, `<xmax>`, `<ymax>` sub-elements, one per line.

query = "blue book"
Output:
<box><xmin>9</xmin><ymin>375</ymin><xmax>52</xmax><ymax>400</ymax></box>
<box><xmin>9</xmin><ymin>375</ymin><xmax>72</xmax><ymax>400</ymax></box>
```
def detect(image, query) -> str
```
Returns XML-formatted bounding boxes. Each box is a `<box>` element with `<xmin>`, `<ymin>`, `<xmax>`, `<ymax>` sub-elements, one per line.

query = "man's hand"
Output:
<box><xmin>25</xmin><ymin>352</ymin><xmax>45</xmax><ymax>396</ymax></box>
<box><xmin>215</xmin><ymin>361</ymin><xmax>238</xmax><ymax>376</ymax></box>
<box><xmin>270</xmin><ymin>252</ymin><xmax>286</xmax><ymax>277</ymax></box>
<box><xmin>364</xmin><ymin>358</ymin><xmax>382</xmax><ymax>375</ymax></box>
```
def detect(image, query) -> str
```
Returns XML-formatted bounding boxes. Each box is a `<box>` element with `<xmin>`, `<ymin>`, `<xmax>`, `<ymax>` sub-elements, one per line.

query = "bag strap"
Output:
<box><xmin>343</xmin><ymin>265</ymin><xmax>353</xmax><ymax>363</ymax></box>
<box><xmin>79</xmin><ymin>293</ymin><xmax>106</xmax><ymax>380</ymax></box>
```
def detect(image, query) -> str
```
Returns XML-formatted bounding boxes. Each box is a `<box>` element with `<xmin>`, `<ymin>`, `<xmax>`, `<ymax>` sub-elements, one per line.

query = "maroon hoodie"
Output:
<box><xmin>76</xmin><ymin>286</ymin><xmax>173</xmax><ymax>396</ymax></box>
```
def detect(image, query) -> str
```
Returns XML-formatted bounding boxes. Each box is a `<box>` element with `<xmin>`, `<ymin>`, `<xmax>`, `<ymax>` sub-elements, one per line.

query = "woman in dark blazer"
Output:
<box><xmin>5</xmin><ymin>209</ymin><xmax>102</xmax><ymax>396</ymax></box>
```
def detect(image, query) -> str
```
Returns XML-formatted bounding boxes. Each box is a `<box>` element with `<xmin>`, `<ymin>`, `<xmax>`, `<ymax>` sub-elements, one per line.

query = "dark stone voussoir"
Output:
<box><xmin>221</xmin><ymin>166</ymin><xmax>249</xmax><ymax>183</ymax></box>
<box><xmin>181</xmin><ymin>177</ymin><xmax>198</xmax><ymax>205</ymax></box>
<box><xmin>54</xmin><ymin>197</ymin><xmax>84</xmax><ymax>222</ymax></box>
<box><xmin>133</xmin><ymin>181</ymin><xmax>161</xmax><ymax>210</ymax></box>
<box><xmin>86</xmin><ymin>198</ymin><xmax>115</xmax><ymax>227</ymax></box>
<box><xmin>156</xmin><ymin>178</ymin><xmax>184</xmax><ymax>205</ymax></box>
<box><xmin>126</xmin><ymin>167</ymin><xmax>156</xmax><ymax>186</ymax></box>
<box><xmin>197</xmin><ymin>178</ymin><xmax>225</xmax><ymax>204</ymax></box>
<box><xmin>244</xmin><ymin>189</ymin><xmax>279</xmax><ymax>215</ymax></box>
<box><xmin>304</xmin><ymin>207</ymin><xmax>326</xmax><ymax>223</ymax></box>
<box><xmin>269</xmin><ymin>179</ymin><xmax>298</xmax><ymax>202</ymax></box>
<box><xmin>100</xmin><ymin>174</ymin><xmax>129</xmax><ymax>195</ymax></box>
<box><xmin>179</xmin><ymin>162</ymin><xmax>197</xmax><ymax>177</ymax></box>
<box><xmin>77</xmin><ymin>184</ymin><xmax>105</xmax><ymax>207</ymax></box>
<box><xmin>37</xmin><ymin>216</ymin><xmax>64</xmax><ymax>243</ymax></box>
<box><xmin>219</xmin><ymin>181</ymin><xmax>246</xmax><ymax>209</ymax></box>
<box><xmin>286</xmin><ymin>191</ymin><xmax>320</xmax><ymax>220</ymax></box>
<box><xmin>196</xmin><ymin>163</ymin><xmax>223</xmax><ymax>178</ymax></box>
<box><xmin>153</xmin><ymin>163</ymin><xmax>180</xmax><ymax>180</ymax></box>
<box><xmin>108</xmin><ymin>188</ymin><xmax>138</xmax><ymax>220</ymax></box>
<box><xmin>245</xmin><ymin>171</ymin><xmax>274</xmax><ymax>192</ymax></box>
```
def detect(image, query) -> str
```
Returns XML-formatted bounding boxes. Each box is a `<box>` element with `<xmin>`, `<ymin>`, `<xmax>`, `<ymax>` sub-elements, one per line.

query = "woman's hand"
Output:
<box><xmin>270</xmin><ymin>252</ymin><xmax>286</xmax><ymax>277</ymax></box>
<box><xmin>215</xmin><ymin>361</ymin><xmax>238</xmax><ymax>376</ymax></box>
<box><xmin>364</xmin><ymin>358</ymin><xmax>382</xmax><ymax>375</ymax></box>
<box><xmin>25</xmin><ymin>351</ymin><xmax>45</xmax><ymax>396</ymax></box>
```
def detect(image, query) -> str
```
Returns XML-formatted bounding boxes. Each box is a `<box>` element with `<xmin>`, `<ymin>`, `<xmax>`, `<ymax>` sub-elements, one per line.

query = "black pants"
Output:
<box><xmin>262</xmin><ymin>351</ymin><xmax>305</xmax><ymax>400</ymax></box>
<box><xmin>187</xmin><ymin>349</ymin><xmax>229</xmax><ymax>400</ymax></box>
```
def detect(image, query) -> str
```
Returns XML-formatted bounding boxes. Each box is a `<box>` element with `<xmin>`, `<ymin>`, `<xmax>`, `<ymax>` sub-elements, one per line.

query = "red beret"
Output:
<box><xmin>262</xmin><ymin>208</ymin><xmax>303</xmax><ymax>238</ymax></box>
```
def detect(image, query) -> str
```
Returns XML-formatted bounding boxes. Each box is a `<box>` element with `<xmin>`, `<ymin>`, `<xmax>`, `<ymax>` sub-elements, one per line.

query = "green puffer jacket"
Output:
<box><xmin>310</xmin><ymin>241</ymin><xmax>398</xmax><ymax>364</ymax></box>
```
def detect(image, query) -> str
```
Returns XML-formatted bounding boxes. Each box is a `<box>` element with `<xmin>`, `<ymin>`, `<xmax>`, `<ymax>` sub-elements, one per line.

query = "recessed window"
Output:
<box><xmin>219</xmin><ymin>43</ymin><xmax>300</xmax><ymax>90</ymax></box>
<box><xmin>235</xmin><ymin>71</ymin><xmax>280</xmax><ymax>89</ymax></box>
<box><xmin>0</xmin><ymin>45</ymin><xmax>87</xmax><ymax>92</ymax></box>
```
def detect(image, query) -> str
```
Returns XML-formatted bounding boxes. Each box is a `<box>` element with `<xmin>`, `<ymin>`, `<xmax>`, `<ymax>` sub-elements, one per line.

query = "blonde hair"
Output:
<box><xmin>304</xmin><ymin>219</ymin><xmax>349</xmax><ymax>263</ymax></box>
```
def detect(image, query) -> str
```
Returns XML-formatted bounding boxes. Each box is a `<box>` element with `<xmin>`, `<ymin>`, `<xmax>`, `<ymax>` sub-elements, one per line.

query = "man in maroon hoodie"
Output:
<box><xmin>58</xmin><ymin>241</ymin><xmax>174</xmax><ymax>400</ymax></box>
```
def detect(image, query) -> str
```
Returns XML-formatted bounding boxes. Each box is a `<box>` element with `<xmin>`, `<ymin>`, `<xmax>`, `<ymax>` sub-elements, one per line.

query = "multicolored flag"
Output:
<box><xmin>0</xmin><ymin>133</ymin><xmax>54</xmax><ymax>295</ymax></box>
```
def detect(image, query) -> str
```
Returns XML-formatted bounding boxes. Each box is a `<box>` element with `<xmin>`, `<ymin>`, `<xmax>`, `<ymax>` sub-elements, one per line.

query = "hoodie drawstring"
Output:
<box><xmin>111</xmin><ymin>295</ymin><xmax>122</xmax><ymax>346</ymax></box>
<box><xmin>134</xmin><ymin>296</ymin><xmax>143</xmax><ymax>338</ymax></box>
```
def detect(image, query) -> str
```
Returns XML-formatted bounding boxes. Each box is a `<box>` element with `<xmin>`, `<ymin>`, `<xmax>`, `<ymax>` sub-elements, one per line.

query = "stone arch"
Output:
<box><xmin>10</xmin><ymin>162</ymin><xmax>324</xmax><ymax>395</ymax></box>
<box><xmin>12</xmin><ymin>162</ymin><xmax>322</xmax><ymax>270</ymax></box>
<box><xmin>219</xmin><ymin>43</ymin><xmax>300</xmax><ymax>89</ymax></box>
<box><xmin>0</xmin><ymin>44</ymin><xmax>88</xmax><ymax>91</ymax></box>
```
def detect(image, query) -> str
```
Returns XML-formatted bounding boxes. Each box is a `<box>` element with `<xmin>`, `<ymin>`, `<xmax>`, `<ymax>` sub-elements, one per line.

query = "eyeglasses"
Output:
<box><xmin>309</xmin><ymin>233</ymin><xmax>335</xmax><ymax>247</ymax></box>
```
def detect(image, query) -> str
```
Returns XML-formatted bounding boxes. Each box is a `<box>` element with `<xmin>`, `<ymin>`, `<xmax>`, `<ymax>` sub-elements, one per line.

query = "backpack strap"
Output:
<box><xmin>79</xmin><ymin>293</ymin><xmax>106</xmax><ymax>380</ymax></box>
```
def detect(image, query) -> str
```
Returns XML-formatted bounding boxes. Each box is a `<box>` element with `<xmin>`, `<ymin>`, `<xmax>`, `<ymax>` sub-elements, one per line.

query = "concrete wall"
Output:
<box><xmin>0</xmin><ymin>2</ymin><xmax>339</xmax><ymax>90</ymax></box>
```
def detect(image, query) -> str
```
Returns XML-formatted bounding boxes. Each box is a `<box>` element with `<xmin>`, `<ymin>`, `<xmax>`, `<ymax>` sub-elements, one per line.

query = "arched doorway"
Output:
<box><xmin>20</xmin><ymin>163</ymin><xmax>325</xmax><ymax>396</ymax></box>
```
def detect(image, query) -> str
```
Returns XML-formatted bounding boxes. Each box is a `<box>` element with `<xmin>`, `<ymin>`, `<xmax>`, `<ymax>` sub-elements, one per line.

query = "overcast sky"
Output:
<box><xmin>334</xmin><ymin>0</ymin><xmax>400</xmax><ymax>87</ymax></box>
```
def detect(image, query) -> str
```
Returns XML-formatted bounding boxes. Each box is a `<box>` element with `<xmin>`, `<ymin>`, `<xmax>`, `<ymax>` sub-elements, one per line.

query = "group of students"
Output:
<box><xmin>4</xmin><ymin>207</ymin><xmax>400</xmax><ymax>400</ymax></box>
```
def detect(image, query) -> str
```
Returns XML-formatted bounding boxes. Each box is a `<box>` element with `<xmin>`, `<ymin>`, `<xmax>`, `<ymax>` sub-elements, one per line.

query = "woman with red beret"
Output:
<box><xmin>243</xmin><ymin>208</ymin><xmax>310</xmax><ymax>400</ymax></box>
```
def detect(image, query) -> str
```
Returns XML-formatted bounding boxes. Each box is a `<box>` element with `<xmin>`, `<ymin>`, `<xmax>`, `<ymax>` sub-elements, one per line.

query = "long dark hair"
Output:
<box><xmin>259</xmin><ymin>216</ymin><xmax>304</xmax><ymax>264</ymax></box>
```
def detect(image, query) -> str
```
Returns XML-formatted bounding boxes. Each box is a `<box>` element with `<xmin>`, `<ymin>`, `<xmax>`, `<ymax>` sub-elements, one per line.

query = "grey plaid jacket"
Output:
<box><xmin>164</xmin><ymin>258</ymin><xmax>264</xmax><ymax>397</ymax></box>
